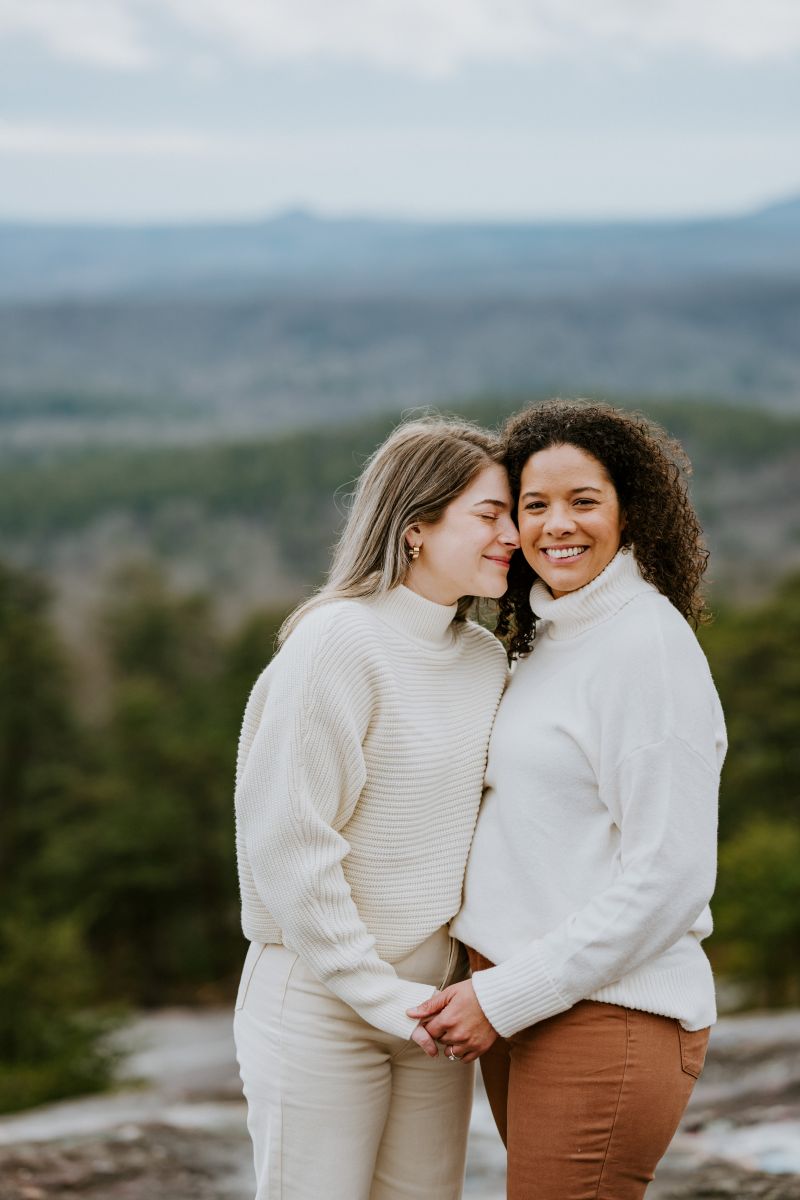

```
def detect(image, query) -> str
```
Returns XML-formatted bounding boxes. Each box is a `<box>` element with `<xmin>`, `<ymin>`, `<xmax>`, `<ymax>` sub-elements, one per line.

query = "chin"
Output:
<box><xmin>541</xmin><ymin>565</ymin><xmax>592</xmax><ymax>592</ymax></box>
<box><xmin>475</xmin><ymin>572</ymin><xmax>498</xmax><ymax>596</ymax></box>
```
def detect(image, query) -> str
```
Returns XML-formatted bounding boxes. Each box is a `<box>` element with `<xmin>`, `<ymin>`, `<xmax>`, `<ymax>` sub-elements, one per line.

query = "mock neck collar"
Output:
<box><xmin>367</xmin><ymin>585</ymin><xmax>458</xmax><ymax>648</ymax></box>
<box><xmin>530</xmin><ymin>547</ymin><xmax>656</xmax><ymax>640</ymax></box>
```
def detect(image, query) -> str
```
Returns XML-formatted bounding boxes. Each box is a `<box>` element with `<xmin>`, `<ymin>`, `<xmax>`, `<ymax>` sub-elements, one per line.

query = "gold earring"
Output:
<box><xmin>409</xmin><ymin>544</ymin><xmax>420</xmax><ymax>561</ymax></box>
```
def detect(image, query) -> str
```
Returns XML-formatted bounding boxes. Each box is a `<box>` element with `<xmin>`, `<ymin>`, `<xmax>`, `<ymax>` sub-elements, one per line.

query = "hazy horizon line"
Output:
<box><xmin>1</xmin><ymin>189</ymin><xmax>797</xmax><ymax>231</ymax></box>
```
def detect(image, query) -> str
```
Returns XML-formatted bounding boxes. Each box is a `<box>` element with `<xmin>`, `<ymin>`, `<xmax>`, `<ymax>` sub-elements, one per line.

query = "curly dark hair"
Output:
<box><xmin>495</xmin><ymin>399</ymin><xmax>710</xmax><ymax>658</ymax></box>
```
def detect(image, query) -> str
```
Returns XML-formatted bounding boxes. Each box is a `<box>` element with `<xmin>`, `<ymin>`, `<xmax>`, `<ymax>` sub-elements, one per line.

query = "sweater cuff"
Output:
<box><xmin>471</xmin><ymin>943</ymin><xmax>570</xmax><ymax>1038</ymax></box>
<box><xmin>345</xmin><ymin>977</ymin><xmax>441</xmax><ymax>1041</ymax></box>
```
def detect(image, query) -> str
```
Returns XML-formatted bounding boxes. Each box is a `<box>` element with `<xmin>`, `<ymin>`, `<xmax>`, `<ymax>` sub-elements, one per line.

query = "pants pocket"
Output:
<box><xmin>440</xmin><ymin>938</ymin><xmax>468</xmax><ymax>990</ymax></box>
<box><xmin>677</xmin><ymin>1023</ymin><xmax>710</xmax><ymax>1079</ymax></box>
<box><xmin>235</xmin><ymin>942</ymin><xmax>266</xmax><ymax>1012</ymax></box>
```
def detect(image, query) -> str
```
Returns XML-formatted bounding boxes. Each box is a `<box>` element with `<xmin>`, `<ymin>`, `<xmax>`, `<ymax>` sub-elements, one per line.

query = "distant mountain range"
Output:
<box><xmin>2</xmin><ymin>197</ymin><xmax>799</xmax><ymax>301</ymax></box>
<box><xmin>0</xmin><ymin>198</ymin><xmax>798</xmax><ymax>453</ymax></box>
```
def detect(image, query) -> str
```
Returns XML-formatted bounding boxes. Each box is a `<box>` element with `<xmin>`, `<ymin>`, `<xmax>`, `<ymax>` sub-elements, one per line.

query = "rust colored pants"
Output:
<box><xmin>468</xmin><ymin>950</ymin><xmax>709</xmax><ymax>1200</ymax></box>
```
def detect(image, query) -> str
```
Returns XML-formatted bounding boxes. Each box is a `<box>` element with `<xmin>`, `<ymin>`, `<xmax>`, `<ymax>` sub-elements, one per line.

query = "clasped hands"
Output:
<box><xmin>407</xmin><ymin>979</ymin><xmax>498</xmax><ymax>1063</ymax></box>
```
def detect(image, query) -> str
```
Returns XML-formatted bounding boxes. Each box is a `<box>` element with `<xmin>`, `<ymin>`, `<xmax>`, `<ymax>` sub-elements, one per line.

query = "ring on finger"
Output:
<box><xmin>447</xmin><ymin>1047</ymin><xmax>461</xmax><ymax>1062</ymax></box>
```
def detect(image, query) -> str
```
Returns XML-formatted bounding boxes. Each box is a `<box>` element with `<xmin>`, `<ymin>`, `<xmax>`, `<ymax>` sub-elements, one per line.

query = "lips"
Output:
<box><xmin>485</xmin><ymin>556</ymin><xmax>512</xmax><ymax>567</ymax></box>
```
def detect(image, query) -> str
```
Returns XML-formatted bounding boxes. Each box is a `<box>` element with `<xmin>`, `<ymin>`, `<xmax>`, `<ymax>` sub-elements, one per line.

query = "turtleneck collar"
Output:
<box><xmin>530</xmin><ymin>547</ymin><xmax>656</xmax><ymax>640</ymax></box>
<box><xmin>366</xmin><ymin>585</ymin><xmax>459</xmax><ymax>648</ymax></box>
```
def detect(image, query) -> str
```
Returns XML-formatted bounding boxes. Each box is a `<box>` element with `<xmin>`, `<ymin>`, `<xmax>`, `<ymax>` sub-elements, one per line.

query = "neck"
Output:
<box><xmin>530</xmin><ymin>548</ymin><xmax>656</xmax><ymax>640</ymax></box>
<box><xmin>404</xmin><ymin>568</ymin><xmax>460</xmax><ymax>608</ymax></box>
<box><xmin>367</xmin><ymin>584</ymin><xmax>459</xmax><ymax>648</ymax></box>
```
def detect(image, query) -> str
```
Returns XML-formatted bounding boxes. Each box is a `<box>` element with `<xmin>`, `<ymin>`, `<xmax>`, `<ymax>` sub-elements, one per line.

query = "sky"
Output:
<box><xmin>1</xmin><ymin>0</ymin><xmax>800</xmax><ymax>223</ymax></box>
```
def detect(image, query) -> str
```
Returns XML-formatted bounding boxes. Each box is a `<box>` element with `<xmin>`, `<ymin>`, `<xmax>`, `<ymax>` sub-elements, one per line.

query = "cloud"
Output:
<box><xmin>0</xmin><ymin>120</ymin><xmax>219</xmax><ymax>156</ymax></box>
<box><xmin>563</xmin><ymin>0</ymin><xmax>800</xmax><ymax>62</ymax></box>
<box><xmin>154</xmin><ymin>0</ymin><xmax>555</xmax><ymax>76</ymax></box>
<box><xmin>162</xmin><ymin>0</ymin><xmax>800</xmax><ymax>70</ymax></box>
<box><xmin>0</xmin><ymin>0</ymin><xmax>152</xmax><ymax>69</ymax></box>
<box><xmin>2</xmin><ymin>0</ymin><xmax>800</xmax><ymax>74</ymax></box>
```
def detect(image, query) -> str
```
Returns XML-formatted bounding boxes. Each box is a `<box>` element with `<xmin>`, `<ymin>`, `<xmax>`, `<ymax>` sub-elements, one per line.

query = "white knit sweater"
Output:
<box><xmin>452</xmin><ymin>549</ymin><xmax>726</xmax><ymax>1037</ymax></box>
<box><xmin>234</xmin><ymin>586</ymin><xmax>508</xmax><ymax>1040</ymax></box>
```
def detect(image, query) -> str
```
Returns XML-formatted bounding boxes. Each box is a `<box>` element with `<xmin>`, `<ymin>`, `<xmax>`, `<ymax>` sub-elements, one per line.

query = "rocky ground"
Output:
<box><xmin>1</xmin><ymin>1010</ymin><xmax>799</xmax><ymax>1199</ymax></box>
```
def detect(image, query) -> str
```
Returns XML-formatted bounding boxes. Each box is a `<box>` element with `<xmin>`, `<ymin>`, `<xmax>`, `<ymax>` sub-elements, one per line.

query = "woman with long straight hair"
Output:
<box><xmin>410</xmin><ymin>400</ymin><xmax>726</xmax><ymax>1200</ymax></box>
<box><xmin>233</xmin><ymin>417</ymin><xmax>519</xmax><ymax>1200</ymax></box>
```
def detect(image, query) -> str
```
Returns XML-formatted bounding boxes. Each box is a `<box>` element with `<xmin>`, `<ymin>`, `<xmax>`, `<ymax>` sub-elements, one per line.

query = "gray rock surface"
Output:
<box><xmin>1</xmin><ymin>1009</ymin><xmax>799</xmax><ymax>1199</ymax></box>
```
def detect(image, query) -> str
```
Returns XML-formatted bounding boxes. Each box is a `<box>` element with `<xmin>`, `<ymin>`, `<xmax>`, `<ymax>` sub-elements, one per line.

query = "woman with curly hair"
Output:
<box><xmin>409</xmin><ymin>400</ymin><xmax>726</xmax><ymax>1199</ymax></box>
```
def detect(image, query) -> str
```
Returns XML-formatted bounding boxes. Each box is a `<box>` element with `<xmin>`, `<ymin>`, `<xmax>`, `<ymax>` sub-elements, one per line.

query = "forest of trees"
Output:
<box><xmin>1</xmin><ymin>552</ymin><xmax>799</xmax><ymax>1113</ymax></box>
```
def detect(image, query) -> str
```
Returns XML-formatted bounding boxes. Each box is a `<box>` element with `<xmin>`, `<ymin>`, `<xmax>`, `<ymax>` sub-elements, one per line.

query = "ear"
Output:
<box><xmin>619</xmin><ymin>511</ymin><xmax>629</xmax><ymax>543</ymax></box>
<box><xmin>404</xmin><ymin>523</ymin><xmax>421</xmax><ymax>548</ymax></box>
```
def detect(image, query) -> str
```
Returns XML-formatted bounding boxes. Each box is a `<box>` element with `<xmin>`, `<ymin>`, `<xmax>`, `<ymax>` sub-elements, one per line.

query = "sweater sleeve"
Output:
<box><xmin>470</xmin><ymin>600</ymin><xmax>724</xmax><ymax>1041</ymax></box>
<box><xmin>235</xmin><ymin>612</ymin><xmax>436</xmax><ymax>1040</ymax></box>
<box><xmin>471</xmin><ymin>621</ymin><xmax>725</xmax><ymax>1038</ymax></box>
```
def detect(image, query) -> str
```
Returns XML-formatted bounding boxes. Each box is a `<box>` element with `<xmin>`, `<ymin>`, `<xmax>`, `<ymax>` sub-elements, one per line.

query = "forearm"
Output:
<box><xmin>473</xmin><ymin>740</ymin><xmax>719</xmax><ymax>1037</ymax></box>
<box><xmin>244</xmin><ymin>802</ymin><xmax>433</xmax><ymax>1038</ymax></box>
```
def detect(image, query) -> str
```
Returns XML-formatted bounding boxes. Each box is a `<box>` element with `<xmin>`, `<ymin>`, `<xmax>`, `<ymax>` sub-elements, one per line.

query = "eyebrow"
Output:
<box><xmin>472</xmin><ymin>498</ymin><xmax>509</xmax><ymax>508</ymax></box>
<box><xmin>521</xmin><ymin>486</ymin><xmax>603</xmax><ymax>499</ymax></box>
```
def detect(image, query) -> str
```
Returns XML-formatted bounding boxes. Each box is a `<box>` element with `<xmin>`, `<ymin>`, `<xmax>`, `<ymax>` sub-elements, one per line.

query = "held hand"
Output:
<box><xmin>410</xmin><ymin>1022</ymin><xmax>439</xmax><ymax>1058</ymax></box>
<box><xmin>407</xmin><ymin>980</ymin><xmax>498</xmax><ymax>1063</ymax></box>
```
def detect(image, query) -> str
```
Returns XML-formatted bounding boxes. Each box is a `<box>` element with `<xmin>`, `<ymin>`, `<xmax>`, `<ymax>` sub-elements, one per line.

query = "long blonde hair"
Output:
<box><xmin>279</xmin><ymin>416</ymin><xmax>503</xmax><ymax>643</ymax></box>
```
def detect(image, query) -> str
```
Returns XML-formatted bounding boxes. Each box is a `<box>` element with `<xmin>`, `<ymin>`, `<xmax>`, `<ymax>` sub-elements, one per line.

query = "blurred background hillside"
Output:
<box><xmin>1</xmin><ymin>2</ymin><xmax>799</xmax><ymax>1196</ymax></box>
<box><xmin>2</xmin><ymin>210</ymin><xmax>799</xmax><ymax>1120</ymax></box>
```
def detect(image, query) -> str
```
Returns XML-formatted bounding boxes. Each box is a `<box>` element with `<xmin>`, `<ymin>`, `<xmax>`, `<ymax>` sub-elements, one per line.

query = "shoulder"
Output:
<box><xmin>597</xmin><ymin>590</ymin><xmax>724</xmax><ymax>758</ymax></box>
<box><xmin>238</xmin><ymin>602</ymin><xmax>380</xmax><ymax>763</ymax></box>
<box><xmin>615</xmin><ymin>591</ymin><xmax>713</xmax><ymax>681</ymax></box>
<box><xmin>239</xmin><ymin>601</ymin><xmax>384</xmax><ymax>743</ymax></box>
<box><xmin>588</xmin><ymin>587</ymin><xmax>694</xmax><ymax>660</ymax></box>
<box><xmin>596</xmin><ymin>592</ymin><xmax>719</xmax><ymax>713</ymax></box>
<box><xmin>262</xmin><ymin>599</ymin><xmax>383</xmax><ymax>688</ymax></box>
<box><xmin>460</xmin><ymin>619</ymin><xmax>508</xmax><ymax>669</ymax></box>
<box><xmin>285</xmin><ymin>597</ymin><xmax>371</xmax><ymax>647</ymax></box>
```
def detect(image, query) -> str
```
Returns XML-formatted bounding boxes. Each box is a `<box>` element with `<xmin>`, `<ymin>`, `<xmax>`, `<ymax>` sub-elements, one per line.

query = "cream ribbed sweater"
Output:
<box><xmin>234</xmin><ymin>585</ymin><xmax>508</xmax><ymax>1040</ymax></box>
<box><xmin>452</xmin><ymin>549</ymin><xmax>727</xmax><ymax>1038</ymax></box>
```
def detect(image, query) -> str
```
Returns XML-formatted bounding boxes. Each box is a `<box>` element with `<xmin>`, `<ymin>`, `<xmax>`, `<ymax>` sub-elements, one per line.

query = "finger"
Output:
<box><xmin>419</xmin><ymin>1015</ymin><xmax>451</xmax><ymax>1040</ymax></box>
<box><xmin>407</xmin><ymin>991</ymin><xmax>448</xmax><ymax>1018</ymax></box>
<box><xmin>410</xmin><ymin>1024</ymin><xmax>439</xmax><ymax>1058</ymax></box>
<box><xmin>457</xmin><ymin>1037</ymin><xmax>492</xmax><ymax>1063</ymax></box>
<box><xmin>411</xmin><ymin>1029</ymin><xmax>438</xmax><ymax>1058</ymax></box>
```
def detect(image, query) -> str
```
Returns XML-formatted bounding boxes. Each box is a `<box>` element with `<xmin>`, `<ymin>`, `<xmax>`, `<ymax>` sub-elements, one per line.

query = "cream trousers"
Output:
<box><xmin>233</xmin><ymin>926</ymin><xmax>474</xmax><ymax>1200</ymax></box>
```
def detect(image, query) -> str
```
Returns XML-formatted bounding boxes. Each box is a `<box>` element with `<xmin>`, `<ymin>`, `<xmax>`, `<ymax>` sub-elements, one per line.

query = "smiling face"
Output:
<box><xmin>406</xmin><ymin>462</ymin><xmax>520</xmax><ymax>604</ymax></box>
<box><xmin>518</xmin><ymin>443</ymin><xmax>625</xmax><ymax>598</ymax></box>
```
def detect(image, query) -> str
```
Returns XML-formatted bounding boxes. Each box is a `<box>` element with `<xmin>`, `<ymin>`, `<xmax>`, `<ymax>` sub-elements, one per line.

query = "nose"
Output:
<box><xmin>498</xmin><ymin>515</ymin><xmax>520</xmax><ymax>548</ymax></box>
<box><xmin>543</xmin><ymin>503</ymin><xmax>577</xmax><ymax>537</ymax></box>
